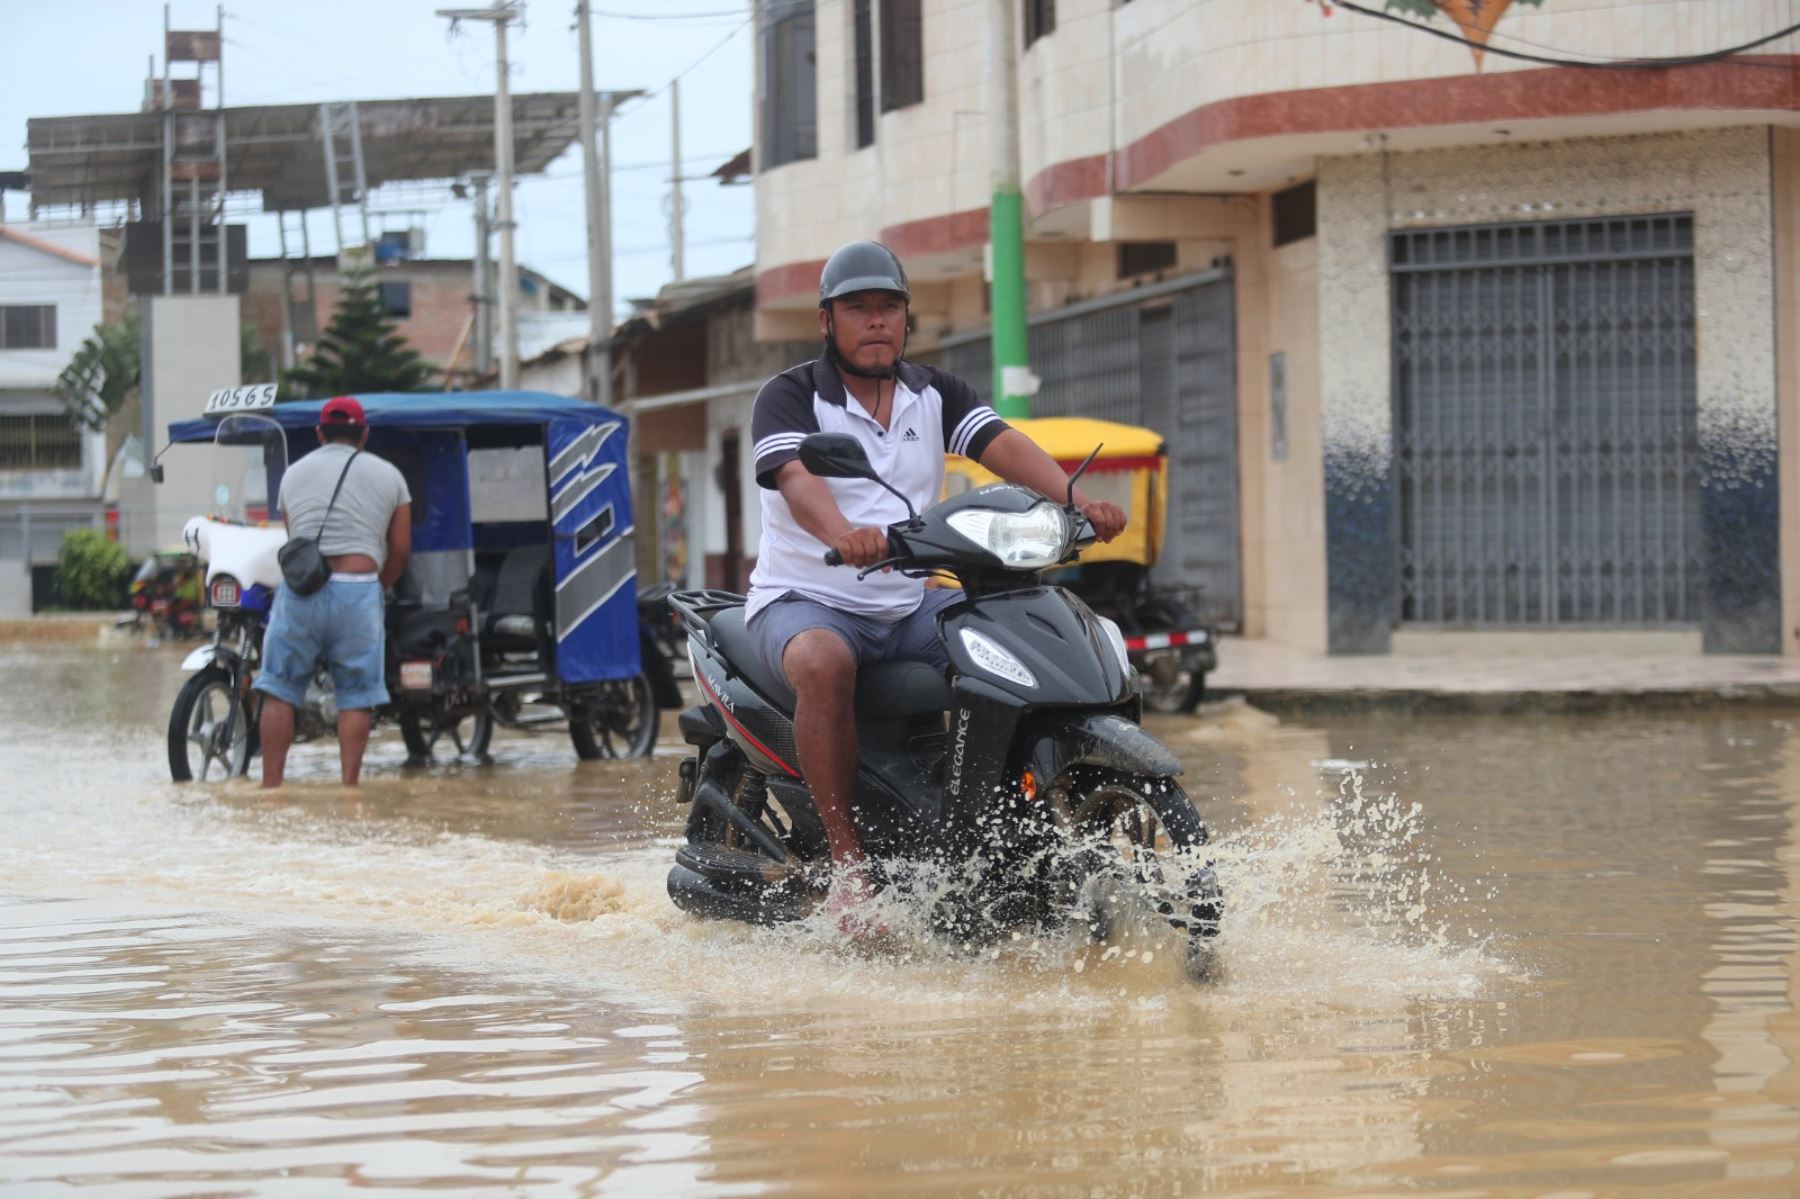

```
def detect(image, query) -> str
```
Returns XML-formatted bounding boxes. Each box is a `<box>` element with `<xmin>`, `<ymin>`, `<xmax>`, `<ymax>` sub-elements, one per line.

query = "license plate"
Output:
<box><xmin>400</xmin><ymin>660</ymin><xmax>434</xmax><ymax>691</ymax></box>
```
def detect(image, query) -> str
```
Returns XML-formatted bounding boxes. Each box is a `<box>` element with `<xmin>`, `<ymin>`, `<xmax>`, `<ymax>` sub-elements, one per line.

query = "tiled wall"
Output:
<box><xmin>1317</xmin><ymin>126</ymin><xmax>1780</xmax><ymax>652</ymax></box>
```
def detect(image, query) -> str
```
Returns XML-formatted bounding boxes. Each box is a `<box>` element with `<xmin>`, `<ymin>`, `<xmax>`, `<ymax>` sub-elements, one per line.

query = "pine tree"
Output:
<box><xmin>285</xmin><ymin>270</ymin><xmax>434</xmax><ymax>397</ymax></box>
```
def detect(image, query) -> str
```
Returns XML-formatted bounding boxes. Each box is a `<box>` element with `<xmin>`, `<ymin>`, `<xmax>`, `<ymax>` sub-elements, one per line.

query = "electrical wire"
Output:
<box><xmin>624</xmin><ymin>16</ymin><xmax>754</xmax><ymax>109</ymax></box>
<box><xmin>1329</xmin><ymin>1</ymin><xmax>1800</xmax><ymax>70</ymax></box>
<box><xmin>588</xmin><ymin>5</ymin><xmax>748</xmax><ymax>18</ymax></box>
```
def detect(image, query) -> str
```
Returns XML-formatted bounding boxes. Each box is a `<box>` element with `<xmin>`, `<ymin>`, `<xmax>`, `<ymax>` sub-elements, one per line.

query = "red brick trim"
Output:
<box><xmin>757</xmin><ymin>257</ymin><xmax>829</xmax><ymax>305</ymax></box>
<box><xmin>1041</xmin><ymin>57</ymin><xmax>1800</xmax><ymax>211</ymax></box>
<box><xmin>761</xmin><ymin>58</ymin><xmax>1800</xmax><ymax>299</ymax></box>
<box><xmin>880</xmin><ymin>207</ymin><xmax>990</xmax><ymax>258</ymax></box>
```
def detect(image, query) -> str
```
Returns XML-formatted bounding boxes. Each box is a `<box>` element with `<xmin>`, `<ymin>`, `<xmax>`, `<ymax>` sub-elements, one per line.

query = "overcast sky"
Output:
<box><xmin>1</xmin><ymin>0</ymin><xmax>756</xmax><ymax>318</ymax></box>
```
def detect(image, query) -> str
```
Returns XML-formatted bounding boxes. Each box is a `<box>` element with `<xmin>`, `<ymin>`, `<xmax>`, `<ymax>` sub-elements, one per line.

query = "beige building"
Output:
<box><xmin>752</xmin><ymin>0</ymin><xmax>1800</xmax><ymax>655</ymax></box>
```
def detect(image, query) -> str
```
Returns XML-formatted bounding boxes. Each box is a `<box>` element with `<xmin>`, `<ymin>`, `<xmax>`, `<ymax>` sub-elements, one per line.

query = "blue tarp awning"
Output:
<box><xmin>168</xmin><ymin>391</ymin><xmax>621</xmax><ymax>443</ymax></box>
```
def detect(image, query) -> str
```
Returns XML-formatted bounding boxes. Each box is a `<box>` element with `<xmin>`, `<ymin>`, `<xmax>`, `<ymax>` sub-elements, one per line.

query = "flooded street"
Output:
<box><xmin>6</xmin><ymin>641</ymin><xmax>1800</xmax><ymax>1195</ymax></box>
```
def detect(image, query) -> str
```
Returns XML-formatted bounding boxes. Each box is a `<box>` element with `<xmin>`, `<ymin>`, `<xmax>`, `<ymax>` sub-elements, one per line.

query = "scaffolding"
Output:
<box><xmin>151</xmin><ymin>4</ymin><xmax>228</xmax><ymax>295</ymax></box>
<box><xmin>26</xmin><ymin>13</ymin><xmax>585</xmax><ymax>366</ymax></box>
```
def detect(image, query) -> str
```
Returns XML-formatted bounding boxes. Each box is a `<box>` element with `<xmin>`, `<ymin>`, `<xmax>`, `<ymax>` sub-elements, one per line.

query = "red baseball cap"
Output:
<box><xmin>320</xmin><ymin>396</ymin><xmax>366</xmax><ymax>427</ymax></box>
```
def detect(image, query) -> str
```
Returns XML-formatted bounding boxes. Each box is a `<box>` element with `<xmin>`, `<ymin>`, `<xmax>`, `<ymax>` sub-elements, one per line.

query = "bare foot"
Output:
<box><xmin>825</xmin><ymin>863</ymin><xmax>891</xmax><ymax>946</ymax></box>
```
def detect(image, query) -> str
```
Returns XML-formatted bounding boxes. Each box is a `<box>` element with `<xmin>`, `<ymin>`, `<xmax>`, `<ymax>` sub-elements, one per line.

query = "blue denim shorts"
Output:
<box><xmin>253</xmin><ymin>577</ymin><xmax>389</xmax><ymax>711</ymax></box>
<box><xmin>747</xmin><ymin>588</ymin><xmax>958</xmax><ymax>689</ymax></box>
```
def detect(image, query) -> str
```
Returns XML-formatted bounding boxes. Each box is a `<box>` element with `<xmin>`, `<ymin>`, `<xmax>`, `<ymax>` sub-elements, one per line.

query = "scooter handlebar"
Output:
<box><xmin>823</xmin><ymin>548</ymin><xmax>843</xmax><ymax>566</ymax></box>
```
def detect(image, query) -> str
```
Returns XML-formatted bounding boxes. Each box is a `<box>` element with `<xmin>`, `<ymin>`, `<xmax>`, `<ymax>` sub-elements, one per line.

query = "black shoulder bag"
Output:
<box><xmin>277</xmin><ymin>450</ymin><xmax>361</xmax><ymax>596</ymax></box>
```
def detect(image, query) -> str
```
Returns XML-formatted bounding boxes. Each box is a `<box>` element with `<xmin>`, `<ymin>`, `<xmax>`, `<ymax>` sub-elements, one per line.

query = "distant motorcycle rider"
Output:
<box><xmin>745</xmin><ymin>240</ymin><xmax>1127</xmax><ymax>937</ymax></box>
<box><xmin>255</xmin><ymin>396</ymin><xmax>412</xmax><ymax>789</ymax></box>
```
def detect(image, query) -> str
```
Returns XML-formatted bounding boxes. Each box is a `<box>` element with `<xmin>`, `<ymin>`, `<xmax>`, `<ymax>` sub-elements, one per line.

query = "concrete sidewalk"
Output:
<box><xmin>1208</xmin><ymin>636</ymin><xmax>1800</xmax><ymax>712</ymax></box>
<box><xmin>0</xmin><ymin>614</ymin><xmax>120</xmax><ymax>644</ymax></box>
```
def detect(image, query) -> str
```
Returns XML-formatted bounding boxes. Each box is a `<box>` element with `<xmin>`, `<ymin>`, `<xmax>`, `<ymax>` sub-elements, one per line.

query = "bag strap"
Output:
<box><xmin>311</xmin><ymin>449</ymin><xmax>362</xmax><ymax>540</ymax></box>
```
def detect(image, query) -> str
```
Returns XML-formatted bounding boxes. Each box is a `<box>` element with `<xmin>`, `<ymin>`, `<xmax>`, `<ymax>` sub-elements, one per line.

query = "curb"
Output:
<box><xmin>1222</xmin><ymin>685</ymin><xmax>1800</xmax><ymax>716</ymax></box>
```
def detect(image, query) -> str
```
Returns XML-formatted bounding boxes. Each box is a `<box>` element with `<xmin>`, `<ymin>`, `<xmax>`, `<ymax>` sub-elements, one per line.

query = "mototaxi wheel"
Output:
<box><xmin>569</xmin><ymin>672</ymin><xmax>658</xmax><ymax>760</ymax></box>
<box><xmin>1050</xmin><ymin>769</ymin><xmax>1224</xmax><ymax>980</ymax></box>
<box><xmin>168</xmin><ymin>664</ymin><xmax>257</xmax><ymax>782</ymax></box>
<box><xmin>399</xmin><ymin>707</ymin><xmax>494</xmax><ymax>762</ymax></box>
<box><xmin>1139</xmin><ymin>656</ymin><xmax>1207</xmax><ymax>715</ymax></box>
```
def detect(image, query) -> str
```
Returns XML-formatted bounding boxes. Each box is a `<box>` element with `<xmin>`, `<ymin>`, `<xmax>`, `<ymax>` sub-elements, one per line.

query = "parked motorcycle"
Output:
<box><xmin>665</xmin><ymin>433</ymin><xmax>1224</xmax><ymax>978</ymax></box>
<box><xmin>119</xmin><ymin>549</ymin><xmax>206</xmax><ymax>642</ymax></box>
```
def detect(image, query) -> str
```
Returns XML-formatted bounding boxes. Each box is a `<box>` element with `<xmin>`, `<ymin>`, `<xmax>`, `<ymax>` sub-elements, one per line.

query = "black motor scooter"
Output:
<box><xmin>664</xmin><ymin>432</ymin><xmax>1223</xmax><ymax>976</ymax></box>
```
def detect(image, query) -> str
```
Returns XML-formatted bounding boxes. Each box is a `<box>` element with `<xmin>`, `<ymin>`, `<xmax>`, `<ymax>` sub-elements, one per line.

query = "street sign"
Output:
<box><xmin>203</xmin><ymin>383</ymin><xmax>278</xmax><ymax>415</ymax></box>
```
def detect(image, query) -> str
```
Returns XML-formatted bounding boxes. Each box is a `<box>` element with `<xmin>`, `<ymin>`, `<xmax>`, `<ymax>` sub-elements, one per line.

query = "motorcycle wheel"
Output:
<box><xmin>399</xmin><ymin>708</ymin><xmax>494</xmax><ymax>762</ymax></box>
<box><xmin>1052</xmin><ymin>770</ymin><xmax>1224</xmax><ymax>981</ymax></box>
<box><xmin>569</xmin><ymin>673</ymin><xmax>658</xmax><ymax>760</ymax></box>
<box><xmin>168</xmin><ymin>664</ymin><xmax>256</xmax><ymax>782</ymax></box>
<box><xmin>1140</xmin><ymin>667</ymin><xmax>1206</xmax><ymax>715</ymax></box>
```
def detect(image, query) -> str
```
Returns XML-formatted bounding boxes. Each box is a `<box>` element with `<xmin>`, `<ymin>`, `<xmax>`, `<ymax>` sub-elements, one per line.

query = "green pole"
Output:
<box><xmin>990</xmin><ymin>188</ymin><xmax>1030</xmax><ymax>419</ymax></box>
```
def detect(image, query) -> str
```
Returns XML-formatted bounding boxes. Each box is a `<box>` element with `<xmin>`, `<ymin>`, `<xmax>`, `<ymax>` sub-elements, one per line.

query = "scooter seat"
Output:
<box><xmin>710</xmin><ymin>606</ymin><xmax>950</xmax><ymax>721</ymax></box>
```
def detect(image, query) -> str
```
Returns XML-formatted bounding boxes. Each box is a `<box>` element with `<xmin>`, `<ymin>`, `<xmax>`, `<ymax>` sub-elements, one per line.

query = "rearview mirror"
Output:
<box><xmin>799</xmin><ymin>432</ymin><xmax>875</xmax><ymax>480</ymax></box>
<box><xmin>149</xmin><ymin>463</ymin><xmax>164</xmax><ymax>484</ymax></box>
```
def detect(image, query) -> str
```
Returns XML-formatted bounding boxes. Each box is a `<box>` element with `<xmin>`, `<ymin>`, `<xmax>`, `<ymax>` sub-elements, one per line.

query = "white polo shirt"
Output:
<box><xmin>747</xmin><ymin>354</ymin><xmax>1008</xmax><ymax>621</ymax></box>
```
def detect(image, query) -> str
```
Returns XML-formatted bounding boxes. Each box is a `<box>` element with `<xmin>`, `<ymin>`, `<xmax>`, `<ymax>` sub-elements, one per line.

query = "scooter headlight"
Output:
<box><xmin>1096</xmin><ymin>615</ymin><xmax>1132</xmax><ymax>676</ymax></box>
<box><xmin>959</xmin><ymin>627</ymin><xmax>1037</xmax><ymax>689</ymax></box>
<box><xmin>945</xmin><ymin>502</ymin><xmax>1069</xmax><ymax>569</ymax></box>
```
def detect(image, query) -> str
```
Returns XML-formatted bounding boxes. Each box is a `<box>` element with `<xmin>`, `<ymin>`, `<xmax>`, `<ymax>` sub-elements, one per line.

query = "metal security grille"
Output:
<box><xmin>1391</xmin><ymin>214</ymin><xmax>1700</xmax><ymax>627</ymax></box>
<box><xmin>921</xmin><ymin>269</ymin><xmax>1240</xmax><ymax>624</ymax></box>
<box><xmin>0</xmin><ymin>414</ymin><xmax>81</xmax><ymax>470</ymax></box>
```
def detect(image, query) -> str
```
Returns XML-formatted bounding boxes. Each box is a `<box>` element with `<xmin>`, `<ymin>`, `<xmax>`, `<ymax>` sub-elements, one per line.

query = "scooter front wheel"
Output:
<box><xmin>1052</xmin><ymin>770</ymin><xmax>1223</xmax><ymax>980</ymax></box>
<box><xmin>167</xmin><ymin>664</ymin><xmax>257</xmax><ymax>782</ymax></box>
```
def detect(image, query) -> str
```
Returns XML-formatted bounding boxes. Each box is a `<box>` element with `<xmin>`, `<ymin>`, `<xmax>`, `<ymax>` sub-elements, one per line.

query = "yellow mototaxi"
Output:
<box><xmin>945</xmin><ymin>416</ymin><xmax>1217</xmax><ymax>712</ymax></box>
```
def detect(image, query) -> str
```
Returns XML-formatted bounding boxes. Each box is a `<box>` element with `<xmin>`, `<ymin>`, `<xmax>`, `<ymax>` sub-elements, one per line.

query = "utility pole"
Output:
<box><xmin>470</xmin><ymin>172</ymin><xmax>493</xmax><ymax>377</ymax></box>
<box><xmin>669</xmin><ymin>78</ymin><xmax>686</xmax><ymax>283</ymax></box>
<box><xmin>987</xmin><ymin>0</ymin><xmax>1031</xmax><ymax>418</ymax></box>
<box><xmin>439</xmin><ymin>3</ymin><xmax>522</xmax><ymax>389</ymax></box>
<box><xmin>575</xmin><ymin>0</ymin><xmax>613</xmax><ymax>407</ymax></box>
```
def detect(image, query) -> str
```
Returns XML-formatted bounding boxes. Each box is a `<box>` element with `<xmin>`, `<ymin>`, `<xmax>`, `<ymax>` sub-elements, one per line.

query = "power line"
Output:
<box><xmin>625</xmin><ymin>15</ymin><xmax>753</xmax><ymax>110</ymax></box>
<box><xmin>590</xmin><ymin>5</ymin><xmax>748</xmax><ymax>18</ymax></box>
<box><xmin>1329</xmin><ymin>1</ymin><xmax>1800</xmax><ymax>70</ymax></box>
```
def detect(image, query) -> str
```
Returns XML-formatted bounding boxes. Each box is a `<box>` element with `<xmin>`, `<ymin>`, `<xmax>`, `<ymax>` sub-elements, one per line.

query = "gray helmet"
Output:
<box><xmin>818</xmin><ymin>240</ymin><xmax>909</xmax><ymax>306</ymax></box>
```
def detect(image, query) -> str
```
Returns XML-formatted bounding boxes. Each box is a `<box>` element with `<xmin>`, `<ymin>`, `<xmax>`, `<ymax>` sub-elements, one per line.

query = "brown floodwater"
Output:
<box><xmin>4</xmin><ymin>639</ymin><xmax>1800</xmax><ymax>1196</ymax></box>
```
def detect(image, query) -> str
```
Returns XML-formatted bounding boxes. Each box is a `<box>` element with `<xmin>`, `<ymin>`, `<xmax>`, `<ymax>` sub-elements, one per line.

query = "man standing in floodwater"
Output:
<box><xmin>255</xmin><ymin>396</ymin><xmax>412</xmax><ymax>788</ymax></box>
<box><xmin>745</xmin><ymin>240</ymin><xmax>1127</xmax><ymax>937</ymax></box>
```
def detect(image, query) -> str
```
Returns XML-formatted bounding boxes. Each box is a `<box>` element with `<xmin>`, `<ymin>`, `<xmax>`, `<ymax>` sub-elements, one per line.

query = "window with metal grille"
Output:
<box><xmin>0</xmin><ymin>414</ymin><xmax>82</xmax><ymax>470</ymax></box>
<box><xmin>852</xmin><ymin>0</ymin><xmax>875</xmax><ymax>147</ymax></box>
<box><xmin>880</xmin><ymin>0</ymin><xmax>923</xmax><ymax>111</ymax></box>
<box><xmin>378</xmin><ymin>281</ymin><xmax>411</xmax><ymax>318</ymax></box>
<box><xmin>760</xmin><ymin>0</ymin><xmax>818</xmax><ymax>170</ymax></box>
<box><xmin>1117</xmin><ymin>241</ymin><xmax>1177</xmax><ymax>279</ymax></box>
<box><xmin>1272</xmin><ymin>181</ymin><xmax>1316</xmax><ymax>247</ymax></box>
<box><xmin>0</xmin><ymin>306</ymin><xmax>56</xmax><ymax>350</ymax></box>
<box><xmin>1023</xmin><ymin>0</ymin><xmax>1054</xmax><ymax>47</ymax></box>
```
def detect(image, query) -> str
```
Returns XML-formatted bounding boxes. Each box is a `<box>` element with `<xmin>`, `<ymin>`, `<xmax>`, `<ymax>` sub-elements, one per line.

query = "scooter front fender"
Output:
<box><xmin>180</xmin><ymin>643</ymin><xmax>240</xmax><ymax>672</ymax></box>
<box><xmin>1020</xmin><ymin>712</ymin><xmax>1182</xmax><ymax>789</ymax></box>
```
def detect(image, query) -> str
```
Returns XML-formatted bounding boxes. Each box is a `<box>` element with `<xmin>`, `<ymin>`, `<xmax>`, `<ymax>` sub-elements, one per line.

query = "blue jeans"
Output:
<box><xmin>253</xmin><ymin>578</ymin><xmax>389</xmax><ymax>711</ymax></box>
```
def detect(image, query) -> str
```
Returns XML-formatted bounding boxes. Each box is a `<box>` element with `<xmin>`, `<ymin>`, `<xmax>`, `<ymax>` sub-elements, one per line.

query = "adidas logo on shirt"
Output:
<box><xmin>902</xmin><ymin>426</ymin><xmax>919</xmax><ymax>442</ymax></box>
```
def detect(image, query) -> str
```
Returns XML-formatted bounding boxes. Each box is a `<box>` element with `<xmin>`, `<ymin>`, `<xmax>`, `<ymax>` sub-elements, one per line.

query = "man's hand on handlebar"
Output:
<box><xmin>829</xmin><ymin>526</ymin><xmax>890</xmax><ymax>568</ymax></box>
<box><xmin>1080</xmin><ymin>500</ymin><xmax>1127</xmax><ymax>544</ymax></box>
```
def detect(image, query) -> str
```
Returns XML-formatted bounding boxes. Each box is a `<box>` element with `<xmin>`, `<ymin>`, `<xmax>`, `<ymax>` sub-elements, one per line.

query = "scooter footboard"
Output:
<box><xmin>1020</xmin><ymin>713</ymin><xmax>1182</xmax><ymax>788</ymax></box>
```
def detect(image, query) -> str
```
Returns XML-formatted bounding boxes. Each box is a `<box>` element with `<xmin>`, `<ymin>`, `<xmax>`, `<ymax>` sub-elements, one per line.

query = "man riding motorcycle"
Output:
<box><xmin>745</xmin><ymin>240</ymin><xmax>1127</xmax><ymax>937</ymax></box>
